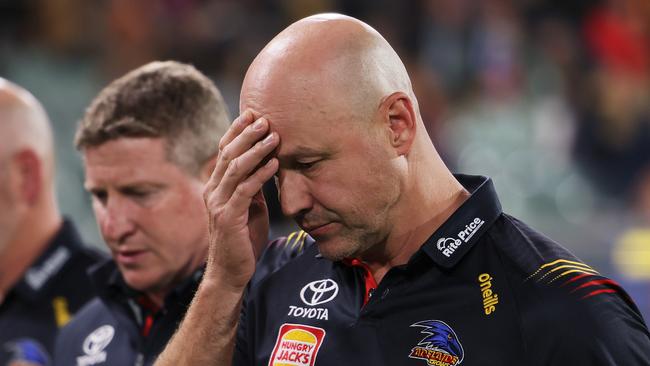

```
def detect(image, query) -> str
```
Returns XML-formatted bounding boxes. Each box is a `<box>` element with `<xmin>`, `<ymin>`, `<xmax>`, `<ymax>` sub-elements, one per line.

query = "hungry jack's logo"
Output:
<box><xmin>269</xmin><ymin>323</ymin><xmax>325</xmax><ymax>366</ymax></box>
<box><xmin>409</xmin><ymin>320</ymin><xmax>464</xmax><ymax>366</ymax></box>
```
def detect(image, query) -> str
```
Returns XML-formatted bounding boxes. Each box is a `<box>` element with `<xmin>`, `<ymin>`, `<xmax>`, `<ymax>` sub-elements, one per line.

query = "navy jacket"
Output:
<box><xmin>0</xmin><ymin>220</ymin><xmax>104</xmax><ymax>366</ymax></box>
<box><xmin>235</xmin><ymin>175</ymin><xmax>650</xmax><ymax>366</ymax></box>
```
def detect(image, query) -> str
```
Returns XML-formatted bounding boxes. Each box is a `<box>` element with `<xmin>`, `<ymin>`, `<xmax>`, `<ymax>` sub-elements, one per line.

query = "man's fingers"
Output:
<box><xmin>226</xmin><ymin>157</ymin><xmax>279</xmax><ymax>215</ymax></box>
<box><xmin>218</xmin><ymin>110</ymin><xmax>255</xmax><ymax>150</ymax></box>
<box><xmin>206</xmin><ymin>116</ymin><xmax>270</xmax><ymax>199</ymax></box>
<box><xmin>205</xmin><ymin>112</ymin><xmax>254</xmax><ymax>199</ymax></box>
<box><xmin>215</xmin><ymin>132</ymin><xmax>278</xmax><ymax>204</ymax></box>
<box><xmin>217</xmin><ymin>117</ymin><xmax>269</xmax><ymax>174</ymax></box>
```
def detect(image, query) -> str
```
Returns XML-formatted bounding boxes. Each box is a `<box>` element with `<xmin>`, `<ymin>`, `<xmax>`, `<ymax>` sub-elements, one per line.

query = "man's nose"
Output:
<box><xmin>101</xmin><ymin>196</ymin><xmax>136</xmax><ymax>244</ymax></box>
<box><xmin>277</xmin><ymin>170</ymin><xmax>313</xmax><ymax>219</ymax></box>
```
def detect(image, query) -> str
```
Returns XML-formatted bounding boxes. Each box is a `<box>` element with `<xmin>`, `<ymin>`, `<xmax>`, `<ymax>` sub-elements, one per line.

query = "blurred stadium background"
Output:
<box><xmin>1</xmin><ymin>0</ymin><xmax>648</xmax><ymax>320</ymax></box>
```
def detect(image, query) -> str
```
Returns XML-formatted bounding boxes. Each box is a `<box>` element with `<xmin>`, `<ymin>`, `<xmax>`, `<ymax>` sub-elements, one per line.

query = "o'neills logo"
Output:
<box><xmin>478</xmin><ymin>273</ymin><xmax>499</xmax><ymax>315</ymax></box>
<box><xmin>436</xmin><ymin>218</ymin><xmax>485</xmax><ymax>258</ymax></box>
<box><xmin>269</xmin><ymin>324</ymin><xmax>325</xmax><ymax>366</ymax></box>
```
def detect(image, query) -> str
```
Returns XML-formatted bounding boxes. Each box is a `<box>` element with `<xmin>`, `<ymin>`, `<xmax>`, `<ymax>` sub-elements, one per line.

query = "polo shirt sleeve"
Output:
<box><xmin>522</xmin><ymin>280</ymin><xmax>650</xmax><ymax>365</ymax></box>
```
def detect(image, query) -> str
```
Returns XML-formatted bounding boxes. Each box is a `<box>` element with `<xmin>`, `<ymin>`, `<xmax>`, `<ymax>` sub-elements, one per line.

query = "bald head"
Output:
<box><xmin>0</xmin><ymin>79</ymin><xmax>62</xmax><ymax>289</ymax></box>
<box><xmin>241</xmin><ymin>14</ymin><xmax>418</xmax><ymax>122</ymax></box>
<box><xmin>0</xmin><ymin>78</ymin><xmax>54</xmax><ymax>164</ymax></box>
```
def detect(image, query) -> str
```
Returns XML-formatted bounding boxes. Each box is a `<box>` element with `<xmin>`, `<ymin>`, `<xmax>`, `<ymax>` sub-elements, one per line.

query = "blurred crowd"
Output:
<box><xmin>0</xmin><ymin>0</ymin><xmax>649</xmax><ymax>318</ymax></box>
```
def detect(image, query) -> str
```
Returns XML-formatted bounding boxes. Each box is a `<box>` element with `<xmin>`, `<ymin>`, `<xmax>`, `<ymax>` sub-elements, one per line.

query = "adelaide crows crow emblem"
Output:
<box><xmin>408</xmin><ymin>320</ymin><xmax>464</xmax><ymax>365</ymax></box>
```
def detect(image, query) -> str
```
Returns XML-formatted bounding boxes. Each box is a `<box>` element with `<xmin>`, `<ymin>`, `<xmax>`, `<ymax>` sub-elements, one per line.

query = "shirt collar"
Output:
<box><xmin>13</xmin><ymin>219</ymin><xmax>85</xmax><ymax>301</ymax></box>
<box><xmin>420</xmin><ymin>174</ymin><xmax>502</xmax><ymax>269</ymax></box>
<box><xmin>90</xmin><ymin>260</ymin><xmax>204</xmax><ymax>308</ymax></box>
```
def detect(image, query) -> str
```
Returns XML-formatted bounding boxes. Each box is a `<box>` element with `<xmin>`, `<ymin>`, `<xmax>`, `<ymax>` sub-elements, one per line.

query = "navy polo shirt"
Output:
<box><xmin>54</xmin><ymin>261</ymin><xmax>204</xmax><ymax>366</ymax></box>
<box><xmin>53</xmin><ymin>231</ymin><xmax>311</xmax><ymax>366</ymax></box>
<box><xmin>0</xmin><ymin>220</ymin><xmax>104</xmax><ymax>366</ymax></box>
<box><xmin>235</xmin><ymin>175</ymin><xmax>650</xmax><ymax>366</ymax></box>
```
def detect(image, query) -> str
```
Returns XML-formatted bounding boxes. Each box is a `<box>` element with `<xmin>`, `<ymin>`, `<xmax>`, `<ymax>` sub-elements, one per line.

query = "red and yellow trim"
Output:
<box><xmin>527</xmin><ymin>259</ymin><xmax>598</xmax><ymax>283</ymax></box>
<box><xmin>528</xmin><ymin>258</ymin><xmax>628</xmax><ymax>301</ymax></box>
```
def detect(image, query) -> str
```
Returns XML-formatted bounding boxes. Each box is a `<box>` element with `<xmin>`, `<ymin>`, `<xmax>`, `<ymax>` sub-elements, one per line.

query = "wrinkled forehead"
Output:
<box><xmin>241</xmin><ymin>67</ymin><xmax>334</xmax><ymax>112</ymax></box>
<box><xmin>243</xmin><ymin>99</ymin><xmax>350</xmax><ymax>162</ymax></box>
<box><xmin>240</xmin><ymin>33</ymin><xmax>360</xmax><ymax>114</ymax></box>
<box><xmin>242</xmin><ymin>75</ymin><xmax>346</xmax><ymax>129</ymax></box>
<box><xmin>249</xmin><ymin>83</ymin><xmax>377</xmax><ymax>162</ymax></box>
<box><xmin>240</xmin><ymin>50</ymin><xmax>370</xmax><ymax>157</ymax></box>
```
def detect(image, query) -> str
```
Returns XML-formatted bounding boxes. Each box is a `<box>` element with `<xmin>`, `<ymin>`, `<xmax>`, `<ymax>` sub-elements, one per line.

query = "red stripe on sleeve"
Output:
<box><xmin>561</xmin><ymin>273</ymin><xmax>592</xmax><ymax>287</ymax></box>
<box><xmin>570</xmin><ymin>279</ymin><xmax>620</xmax><ymax>293</ymax></box>
<box><xmin>581</xmin><ymin>289</ymin><xmax>618</xmax><ymax>299</ymax></box>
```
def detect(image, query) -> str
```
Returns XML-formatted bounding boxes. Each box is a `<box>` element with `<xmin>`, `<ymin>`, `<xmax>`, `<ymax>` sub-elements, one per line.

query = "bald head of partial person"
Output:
<box><xmin>240</xmin><ymin>14</ymin><xmax>453</xmax><ymax>261</ymax></box>
<box><xmin>0</xmin><ymin>78</ymin><xmax>59</xmax><ymax>254</ymax></box>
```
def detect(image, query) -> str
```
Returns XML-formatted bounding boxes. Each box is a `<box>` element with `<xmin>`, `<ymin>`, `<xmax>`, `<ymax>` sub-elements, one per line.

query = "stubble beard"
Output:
<box><xmin>317</xmin><ymin>228</ymin><xmax>385</xmax><ymax>262</ymax></box>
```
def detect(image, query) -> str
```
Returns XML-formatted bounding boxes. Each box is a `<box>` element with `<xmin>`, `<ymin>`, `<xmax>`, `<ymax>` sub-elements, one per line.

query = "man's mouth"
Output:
<box><xmin>301</xmin><ymin>222</ymin><xmax>336</xmax><ymax>237</ymax></box>
<box><xmin>116</xmin><ymin>249</ymin><xmax>148</xmax><ymax>265</ymax></box>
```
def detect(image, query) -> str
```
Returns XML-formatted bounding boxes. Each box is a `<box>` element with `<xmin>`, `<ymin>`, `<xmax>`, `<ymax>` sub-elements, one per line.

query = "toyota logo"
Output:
<box><xmin>300</xmin><ymin>279</ymin><xmax>339</xmax><ymax>306</ymax></box>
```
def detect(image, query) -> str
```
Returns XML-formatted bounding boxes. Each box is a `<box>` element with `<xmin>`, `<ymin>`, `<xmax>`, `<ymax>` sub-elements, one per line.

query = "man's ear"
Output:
<box><xmin>381</xmin><ymin>91</ymin><xmax>417</xmax><ymax>156</ymax></box>
<box><xmin>13</xmin><ymin>149</ymin><xmax>42</xmax><ymax>206</ymax></box>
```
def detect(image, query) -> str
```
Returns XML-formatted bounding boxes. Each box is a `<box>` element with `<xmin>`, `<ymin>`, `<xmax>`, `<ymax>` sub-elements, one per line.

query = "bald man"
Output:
<box><xmin>0</xmin><ymin>79</ymin><xmax>103</xmax><ymax>366</ymax></box>
<box><xmin>156</xmin><ymin>14</ymin><xmax>650</xmax><ymax>366</ymax></box>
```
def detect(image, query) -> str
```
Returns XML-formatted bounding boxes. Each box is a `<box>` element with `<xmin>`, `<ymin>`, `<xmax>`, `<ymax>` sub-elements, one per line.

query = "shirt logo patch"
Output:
<box><xmin>268</xmin><ymin>323</ymin><xmax>325</xmax><ymax>366</ymax></box>
<box><xmin>409</xmin><ymin>320</ymin><xmax>464</xmax><ymax>366</ymax></box>
<box><xmin>76</xmin><ymin>325</ymin><xmax>114</xmax><ymax>366</ymax></box>
<box><xmin>436</xmin><ymin>217</ymin><xmax>484</xmax><ymax>258</ymax></box>
<box><xmin>300</xmin><ymin>279</ymin><xmax>339</xmax><ymax>306</ymax></box>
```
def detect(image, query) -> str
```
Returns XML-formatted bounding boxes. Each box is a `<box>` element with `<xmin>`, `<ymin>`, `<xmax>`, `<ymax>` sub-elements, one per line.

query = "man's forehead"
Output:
<box><xmin>83</xmin><ymin>157</ymin><xmax>152</xmax><ymax>186</ymax></box>
<box><xmin>83</xmin><ymin>137</ymin><xmax>166</xmax><ymax>162</ymax></box>
<box><xmin>82</xmin><ymin>138</ymin><xmax>178</xmax><ymax>182</ymax></box>
<box><xmin>240</xmin><ymin>61</ymin><xmax>340</xmax><ymax>119</ymax></box>
<box><xmin>242</xmin><ymin>93</ymin><xmax>349</xmax><ymax>159</ymax></box>
<box><xmin>83</xmin><ymin>160</ymin><xmax>180</xmax><ymax>191</ymax></box>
